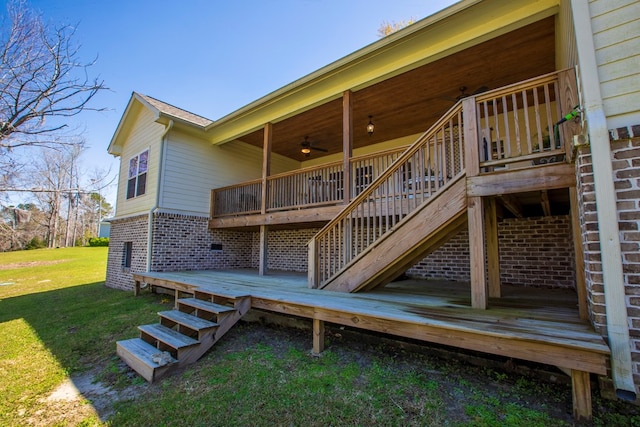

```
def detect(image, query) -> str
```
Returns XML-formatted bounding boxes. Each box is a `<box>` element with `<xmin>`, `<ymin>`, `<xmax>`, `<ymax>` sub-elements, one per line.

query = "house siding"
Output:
<box><xmin>105</xmin><ymin>214</ymin><xmax>149</xmax><ymax>291</ymax></box>
<box><xmin>114</xmin><ymin>107</ymin><xmax>165</xmax><ymax>218</ymax></box>
<box><xmin>588</xmin><ymin>0</ymin><xmax>640</xmax><ymax>129</ymax></box>
<box><xmin>161</xmin><ymin>133</ymin><xmax>299</xmax><ymax>215</ymax></box>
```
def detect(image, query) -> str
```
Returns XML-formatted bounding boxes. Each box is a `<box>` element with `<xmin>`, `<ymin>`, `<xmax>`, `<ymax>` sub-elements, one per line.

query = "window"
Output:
<box><xmin>123</xmin><ymin>242</ymin><xmax>133</xmax><ymax>268</ymax></box>
<box><xmin>126</xmin><ymin>150</ymin><xmax>148</xmax><ymax>199</ymax></box>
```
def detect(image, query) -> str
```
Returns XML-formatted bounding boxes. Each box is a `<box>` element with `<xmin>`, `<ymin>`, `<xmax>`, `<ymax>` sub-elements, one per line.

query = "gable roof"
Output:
<box><xmin>108</xmin><ymin>92</ymin><xmax>213</xmax><ymax>155</ymax></box>
<box><xmin>136</xmin><ymin>94</ymin><xmax>214</xmax><ymax>128</ymax></box>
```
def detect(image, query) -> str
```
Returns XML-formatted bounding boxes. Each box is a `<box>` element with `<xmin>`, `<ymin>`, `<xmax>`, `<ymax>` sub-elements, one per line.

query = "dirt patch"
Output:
<box><xmin>0</xmin><ymin>260</ymin><xmax>66</xmax><ymax>271</ymax></box>
<box><xmin>27</xmin><ymin>368</ymin><xmax>146</xmax><ymax>426</ymax></box>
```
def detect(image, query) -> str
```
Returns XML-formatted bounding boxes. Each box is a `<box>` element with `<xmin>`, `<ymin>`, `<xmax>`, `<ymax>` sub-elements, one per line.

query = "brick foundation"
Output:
<box><xmin>106</xmin><ymin>214</ymin><xmax>149</xmax><ymax>291</ymax></box>
<box><xmin>577</xmin><ymin>135</ymin><xmax>640</xmax><ymax>399</ymax></box>
<box><xmin>407</xmin><ymin>215</ymin><xmax>576</xmax><ymax>288</ymax></box>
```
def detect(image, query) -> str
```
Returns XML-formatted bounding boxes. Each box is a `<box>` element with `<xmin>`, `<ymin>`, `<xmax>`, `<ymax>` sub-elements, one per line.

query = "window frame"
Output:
<box><xmin>126</xmin><ymin>149</ymin><xmax>149</xmax><ymax>199</ymax></box>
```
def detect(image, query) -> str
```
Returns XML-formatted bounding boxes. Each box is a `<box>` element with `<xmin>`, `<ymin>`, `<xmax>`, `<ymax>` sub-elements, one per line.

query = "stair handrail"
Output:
<box><xmin>309</xmin><ymin>100</ymin><xmax>466</xmax><ymax>289</ymax></box>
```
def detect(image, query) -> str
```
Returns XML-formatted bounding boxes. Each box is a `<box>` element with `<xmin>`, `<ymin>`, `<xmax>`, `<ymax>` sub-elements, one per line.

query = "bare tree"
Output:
<box><xmin>0</xmin><ymin>0</ymin><xmax>107</xmax><ymax>189</ymax></box>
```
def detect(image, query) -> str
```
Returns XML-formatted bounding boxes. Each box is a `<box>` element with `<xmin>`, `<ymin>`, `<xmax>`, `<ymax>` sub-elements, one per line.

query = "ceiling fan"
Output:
<box><xmin>445</xmin><ymin>85</ymin><xmax>489</xmax><ymax>102</ymax></box>
<box><xmin>300</xmin><ymin>136</ymin><xmax>328</xmax><ymax>156</ymax></box>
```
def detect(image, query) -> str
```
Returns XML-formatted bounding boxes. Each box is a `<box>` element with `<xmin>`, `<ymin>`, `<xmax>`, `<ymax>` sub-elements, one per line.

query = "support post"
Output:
<box><xmin>485</xmin><ymin>197</ymin><xmax>501</xmax><ymax>298</ymax></box>
<box><xmin>342</xmin><ymin>90</ymin><xmax>353</xmax><ymax>204</ymax></box>
<box><xmin>261</xmin><ymin>123</ymin><xmax>272</xmax><ymax>214</ymax></box>
<box><xmin>259</xmin><ymin>225</ymin><xmax>268</xmax><ymax>276</ymax></box>
<box><xmin>571</xmin><ymin>370</ymin><xmax>592</xmax><ymax>421</ymax></box>
<box><xmin>259</xmin><ymin>123</ymin><xmax>272</xmax><ymax>276</ymax></box>
<box><xmin>312</xmin><ymin>318</ymin><xmax>325</xmax><ymax>355</ymax></box>
<box><xmin>463</xmin><ymin>97</ymin><xmax>487</xmax><ymax>309</ymax></box>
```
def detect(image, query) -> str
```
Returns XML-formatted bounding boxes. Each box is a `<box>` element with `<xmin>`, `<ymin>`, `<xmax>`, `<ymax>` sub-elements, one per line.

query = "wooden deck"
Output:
<box><xmin>133</xmin><ymin>268</ymin><xmax>608</xmax><ymax>419</ymax></box>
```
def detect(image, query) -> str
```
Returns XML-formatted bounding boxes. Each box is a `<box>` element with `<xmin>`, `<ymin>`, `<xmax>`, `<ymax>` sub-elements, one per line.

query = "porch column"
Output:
<box><xmin>342</xmin><ymin>90</ymin><xmax>353</xmax><ymax>203</ymax></box>
<box><xmin>462</xmin><ymin>97</ymin><xmax>488</xmax><ymax>309</ymax></box>
<box><xmin>260</xmin><ymin>123</ymin><xmax>273</xmax><ymax>276</ymax></box>
<box><xmin>342</xmin><ymin>91</ymin><xmax>354</xmax><ymax>262</ymax></box>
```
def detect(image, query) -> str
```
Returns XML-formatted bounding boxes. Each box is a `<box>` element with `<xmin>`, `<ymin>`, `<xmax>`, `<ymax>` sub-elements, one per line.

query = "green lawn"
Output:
<box><xmin>1</xmin><ymin>248</ymin><xmax>639</xmax><ymax>426</ymax></box>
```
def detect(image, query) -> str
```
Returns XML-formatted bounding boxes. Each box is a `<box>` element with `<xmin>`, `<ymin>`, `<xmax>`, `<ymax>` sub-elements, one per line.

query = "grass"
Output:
<box><xmin>2</xmin><ymin>248</ymin><xmax>640</xmax><ymax>426</ymax></box>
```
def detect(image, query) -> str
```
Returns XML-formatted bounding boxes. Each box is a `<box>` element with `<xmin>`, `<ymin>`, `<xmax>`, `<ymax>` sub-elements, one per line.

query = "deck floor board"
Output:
<box><xmin>134</xmin><ymin>269</ymin><xmax>609</xmax><ymax>374</ymax></box>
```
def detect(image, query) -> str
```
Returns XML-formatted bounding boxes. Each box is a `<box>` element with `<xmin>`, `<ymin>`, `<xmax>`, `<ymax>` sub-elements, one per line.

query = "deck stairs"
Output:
<box><xmin>117</xmin><ymin>289</ymin><xmax>250</xmax><ymax>382</ymax></box>
<box><xmin>310</xmin><ymin>99</ymin><xmax>469</xmax><ymax>293</ymax></box>
<box><xmin>321</xmin><ymin>176</ymin><xmax>468</xmax><ymax>293</ymax></box>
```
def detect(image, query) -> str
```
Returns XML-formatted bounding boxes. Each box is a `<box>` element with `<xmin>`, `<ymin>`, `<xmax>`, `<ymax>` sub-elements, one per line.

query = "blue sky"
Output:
<box><xmin>8</xmin><ymin>0</ymin><xmax>458</xmax><ymax>206</ymax></box>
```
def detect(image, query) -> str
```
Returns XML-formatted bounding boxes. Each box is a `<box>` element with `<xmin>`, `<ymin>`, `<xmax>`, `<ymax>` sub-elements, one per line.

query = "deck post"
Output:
<box><xmin>571</xmin><ymin>370</ymin><xmax>592</xmax><ymax>421</ymax></box>
<box><xmin>463</xmin><ymin>97</ymin><xmax>488</xmax><ymax>309</ymax></box>
<box><xmin>312</xmin><ymin>318</ymin><xmax>325</xmax><ymax>354</ymax></box>
<box><xmin>485</xmin><ymin>197</ymin><xmax>501</xmax><ymax>298</ymax></box>
<box><xmin>308</xmin><ymin>238</ymin><xmax>319</xmax><ymax>289</ymax></box>
<box><xmin>259</xmin><ymin>225</ymin><xmax>269</xmax><ymax>276</ymax></box>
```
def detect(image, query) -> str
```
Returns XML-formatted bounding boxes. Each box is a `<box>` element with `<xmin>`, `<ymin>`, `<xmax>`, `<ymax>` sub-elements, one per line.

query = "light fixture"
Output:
<box><xmin>301</xmin><ymin>147</ymin><xmax>311</xmax><ymax>155</ymax></box>
<box><xmin>367</xmin><ymin>115</ymin><xmax>375</xmax><ymax>136</ymax></box>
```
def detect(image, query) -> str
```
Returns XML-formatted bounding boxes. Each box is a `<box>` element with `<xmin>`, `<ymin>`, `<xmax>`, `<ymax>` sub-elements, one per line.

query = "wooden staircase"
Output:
<box><xmin>321</xmin><ymin>177</ymin><xmax>468</xmax><ymax>293</ymax></box>
<box><xmin>117</xmin><ymin>289</ymin><xmax>250</xmax><ymax>382</ymax></box>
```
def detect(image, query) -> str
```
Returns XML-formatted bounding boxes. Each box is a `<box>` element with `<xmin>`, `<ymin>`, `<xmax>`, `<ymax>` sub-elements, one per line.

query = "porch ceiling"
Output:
<box><xmin>237</xmin><ymin>16</ymin><xmax>556</xmax><ymax>161</ymax></box>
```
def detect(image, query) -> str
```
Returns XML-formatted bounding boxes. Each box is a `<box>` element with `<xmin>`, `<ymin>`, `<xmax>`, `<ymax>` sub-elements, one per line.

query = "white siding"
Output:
<box><xmin>589</xmin><ymin>0</ymin><xmax>640</xmax><ymax>128</ymax></box>
<box><xmin>557</xmin><ymin>0</ymin><xmax>578</xmax><ymax>69</ymax></box>
<box><xmin>161</xmin><ymin>132</ymin><xmax>299</xmax><ymax>214</ymax></box>
<box><xmin>114</xmin><ymin>106</ymin><xmax>165</xmax><ymax>218</ymax></box>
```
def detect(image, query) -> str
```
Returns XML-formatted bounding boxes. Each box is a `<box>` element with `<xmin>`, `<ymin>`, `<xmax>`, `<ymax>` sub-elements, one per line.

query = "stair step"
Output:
<box><xmin>138</xmin><ymin>324</ymin><xmax>199</xmax><ymax>350</ymax></box>
<box><xmin>177</xmin><ymin>298</ymin><xmax>236</xmax><ymax>314</ymax></box>
<box><xmin>159</xmin><ymin>310</ymin><xmax>219</xmax><ymax>331</ymax></box>
<box><xmin>116</xmin><ymin>338</ymin><xmax>177</xmax><ymax>382</ymax></box>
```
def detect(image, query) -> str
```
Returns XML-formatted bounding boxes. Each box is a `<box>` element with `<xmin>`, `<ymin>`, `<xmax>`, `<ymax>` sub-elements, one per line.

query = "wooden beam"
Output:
<box><xmin>343</xmin><ymin>90</ymin><xmax>353</xmax><ymax>204</ymax></box>
<box><xmin>467</xmin><ymin>163</ymin><xmax>576</xmax><ymax>197</ymax></box>
<box><xmin>540</xmin><ymin>190</ymin><xmax>551</xmax><ymax>216</ymax></box>
<box><xmin>259</xmin><ymin>225</ymin><xmax>268</xmax><ymax>276</ymax></box>
<box><xmin>485</xmin><ymin>198</ymin><xmax>501</xmax><ymax>298</ymax></box>
<box><xmin>497</xmin><ymin>194</ymin><xmax>523</xmax><ymax>218</ymax></box>
<box><xmin>261</xmin><ymin>123</ymin><xmax>273</xmax><ymax>214</ymax></box>
<box><xmin>209</xmin><ymin>205</ymin><xmax>343</xmax><ymax>229</ymax></box>
<box><xmin>312</xmin><ymin>318</ymin><xmax>325</xmax><ymax>354</ymax></box>
<box><xmin>570</xmin><ymin>187</ymin><xmax>588</xmax><ymax>320</ymax></box>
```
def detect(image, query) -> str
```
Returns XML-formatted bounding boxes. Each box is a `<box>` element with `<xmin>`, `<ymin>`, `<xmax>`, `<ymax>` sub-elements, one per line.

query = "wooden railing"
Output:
<box><xmin>309</xmin><ymin>103</ymin><xmax>465</xmax><ymax>289</ymax></box>
<box><xmin>476</xmin><ymin>71</ymin><xmax>570</xmax><ymax>171</ymax></box>
<box><xmin>211</xmin><ymin>179</ymin><xmax>262</xmax><ymax>217</ymax></box>
<box><xmin>211</xmin><ymin>147</ymin><xmax>408</xmax><ymax>217</ymax></box>
<box><xmin>266</xmin><ymin>161</ymin><xmax>344</xmax><ymax>211</ymax></box>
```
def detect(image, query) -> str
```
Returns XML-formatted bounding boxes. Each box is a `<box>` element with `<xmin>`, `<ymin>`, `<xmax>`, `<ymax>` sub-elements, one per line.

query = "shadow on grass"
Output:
<box><xmin>0</xmin><ymin>281</ymin><xmax>168</xmax><ymax>421</ymax></box>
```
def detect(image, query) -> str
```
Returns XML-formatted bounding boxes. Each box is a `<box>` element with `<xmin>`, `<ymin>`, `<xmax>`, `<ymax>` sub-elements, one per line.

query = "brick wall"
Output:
<box><xmin>407</xmin><ymin>215</ymin><xmax>575</xmax><ymax>288</ymax></box>
<box><xmin>151</xmin><ymin>212</ymin><xmax>253</xmax><ymax>271</ymax></box>
<box><xmin>577</xmin><ymin>135</ymin><xmax>640</xmax><ymax>397</ymax></box>
<box><xmin>106</xmin><ymin>214</ymin><xmax>148</xmax><ymax>291</ymax></box>
<box><xmin>251</xmin><ymin>228</ymin><xmax>320</xmax><ymax>272</ymax></box>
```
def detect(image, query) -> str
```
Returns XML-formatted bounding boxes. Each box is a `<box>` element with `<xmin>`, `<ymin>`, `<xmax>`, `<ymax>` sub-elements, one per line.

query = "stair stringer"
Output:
<box><xmin>175</xmin><ymin>295</ymin><xmax>251</xmax><ymax>367</ymax></box>
<box><xmin>117</xmin><ymin>293</ymin><xmax>251</xmax><ymax>382</ymax></box>
<box><xmin>321</xmin><ymin>176</ymin><xmax>467</xmax><ymax>293</ymax></box>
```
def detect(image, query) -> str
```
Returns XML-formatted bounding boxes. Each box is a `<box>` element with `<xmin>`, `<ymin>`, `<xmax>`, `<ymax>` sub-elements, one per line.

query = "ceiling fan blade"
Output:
<box><xmin>311</xmin><ymin>146</ymin><xmax>328</xmax><ymax>152</ymax></box>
